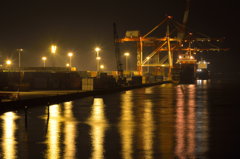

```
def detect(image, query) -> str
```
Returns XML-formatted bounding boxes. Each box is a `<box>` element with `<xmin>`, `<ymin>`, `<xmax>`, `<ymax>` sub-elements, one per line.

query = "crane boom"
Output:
<box><xmin>113</xmin><ymin>22</ymin><xmax>123</xmax><ymax>78</ymax></box>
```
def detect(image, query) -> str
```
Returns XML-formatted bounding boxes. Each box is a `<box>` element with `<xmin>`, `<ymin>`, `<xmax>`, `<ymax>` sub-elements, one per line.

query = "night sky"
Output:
<box><xmin>0</xmin><ymin>0</ymin><xmax>238</xmax><ymax>72</ymax></box>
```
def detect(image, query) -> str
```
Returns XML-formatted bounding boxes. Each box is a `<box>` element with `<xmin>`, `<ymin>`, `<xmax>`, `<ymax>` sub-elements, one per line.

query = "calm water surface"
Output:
<box><xmin>0</xmin><ymin>79</ymin><xmax>239</xmax><ymax>159</ymax></box>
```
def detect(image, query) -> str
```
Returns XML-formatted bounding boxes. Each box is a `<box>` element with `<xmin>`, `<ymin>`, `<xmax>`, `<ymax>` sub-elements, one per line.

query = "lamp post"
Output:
<box><xmin>95</xmin><ymin>47</ymin><xmax>101</xmax><ymax>57</ymax></box>
<box><xmin>146</xmin><ymin>56</ymin><xmax>150</xmax><ymax>73</ymax></box>
<box><xmin>124</xmin><ymin>52</ymin><xmax>130</xmax><ymax>71</ymax></box>
<box><xmin>17</xmin><ymin>48</ymin><xmax>23</xmax><ymax>68</ymax></box>
<box><xmin>42</xmin><ymin>56</ymin><xmax>47</xmax><ymax>67</ymax></box>
<box><xmin>50</xmin><ymin>44</ymin><xmax>57</xmax><ymax>67</ymax></box>
<box><xmin>95</xmin><ymin>47</ymin><xmax>101</xmax><ymax>71</ymax></box>
<box><xmin>96</xmin><ymin>56</ymin><xmax>101</xmax><ymax>71</ymax></box>
<box><xmin>68</xmin><ymin>52</ymin><xmax>73</xmax><ymax>67</ymax></box>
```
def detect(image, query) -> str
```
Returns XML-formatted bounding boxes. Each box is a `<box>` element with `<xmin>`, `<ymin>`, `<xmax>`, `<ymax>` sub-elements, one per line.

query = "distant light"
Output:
<box><xmin>95</xmin><ymin>47</ymin><xmax>101</xmax><ymax>52</ymax></box>
<box><xmin>68</xmin><ymin>52</ymin><xmax>73</xmax><ymax>57</ymax></box>
<box><xmin>17</xmin><ymin>48</ymin><xmax>23</xmax><ymax>52</ymax></box>
<box><xmin>100</xmin><ymin>65</ymin><xmax>104</xmax><ymax>69</ymax></box>
<box><xmin>96</xmin><ymin>56</ymin><xmax>101</xmax><ymax>60</ymax></box>
<box><xmin>51</xmin><ymin>45</ymin><xmax>57</xmax><ymax>54</ymax></box>
<box><xmin>146</xmin><ymin>56</ymin><xmax>150</xmax><ymax>60</ymax></box>
<box><xmin>66</xmin><ymin>63</ymin><xmax>70</xmax><ymax>67</ymax></box>
<box><xmin>6</xmin><ymin>60</ymin><xmax>12</xmax><ymax>65</ymax></box>
<box><xmin>42</xmin><ymin>56</ymin><xmax>47</xmax><ymax>61</ymax></box>
<box><xmin>179</xmin><ymin>55</ymin><xmax>182</xmax><ymax>59</ymax></box>
<box><xmin>190</xmin><ymin>56</ymin><xmax>194</xmax><ymax>59</ymax></box>
<box><xmin>124</xmin><ymin>52</ymin><xmax>130</xmax><ymax>56</ymax></box>
<box><xmin>197</xmin><ymin>69</ymin><xmax>202</xmax><ymax>72</ymax></box>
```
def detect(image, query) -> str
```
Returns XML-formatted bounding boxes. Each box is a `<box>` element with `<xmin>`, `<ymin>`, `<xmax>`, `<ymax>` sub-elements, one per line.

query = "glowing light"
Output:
<box><xmin>197</xmin><ymin>69</ymin><xmax>202</xmax><ymax>72</ymax></box>
<box><xmin>42</xmin><ymin>56</ymin><xmax>47</xmax><ymax>67</ymax></box>
<box><xmin>96</xmin><ymin>56</ymin><xmax>101</xmax><ymax>60</ymax></box>
<box><xmin>66</xmin><ymin>63</ymin><xmax>70</xmax><ymax>67</ymax></box>
<box><xmin>42</xmin><ymin>56</ymin><xmax>47</xmax><ymax>61</ymax></box>
<box><xmin>68</xmin><ymin>52</ymin><xmax>73</xmax><ymax>57</ymax></box>
<box><xmin>124</xmin><ymin>52</ymin><xmax>130</xmax><ymax>56</ymax></box>
<box><xmin>179</xmin><ymin>55</ymin><xmax>182</xmax><ymax>59</ymax></box>
<box><xmin>190</xmin><ymin>56</ymin><xmax>194</xmax><ymax>59</ymax></box>
<box><xmin>6</xmin><ymin>60</ymin><xmax>12</xmax><ymax>65</ymax></box>
<box><xmin>100</xmin><ymin>65</ymin><xmax>104</xmax><ymax>69</ymax></box>
<box><xmin>51</xmin><ymin>45</ymin><xmax>57</xmax><ymax>54</ymax></box>
<box><xmin>95</xmin><ymin>47</ymin><xmax>101</xmax><ymax>52</ymax></box>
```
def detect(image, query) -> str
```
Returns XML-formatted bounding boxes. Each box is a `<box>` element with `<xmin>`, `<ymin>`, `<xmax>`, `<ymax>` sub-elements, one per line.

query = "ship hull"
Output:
<box><xmin>172</xmin><ymin>64</ymin><xmax>196</xmax><ymax>84</ymax></box>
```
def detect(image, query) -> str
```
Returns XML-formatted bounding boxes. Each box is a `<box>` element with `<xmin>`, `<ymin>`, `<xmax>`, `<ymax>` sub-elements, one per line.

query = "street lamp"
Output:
<box><xmin>17</xmin><ymin>48</ymin><xmax>23</xmax><ymax>68</ymax></box>
<box><xmin>95</xmin><ymin>47</ymin><xmax>101</xmax><ymax>56</ymax></box>
<box><xmin>95</xmin><ymin>47</ymin><xmax>101</xmax><ymax>71</ymax></box>
<box><xmin>124</xmin><ymin>52</ymin><xmax>130</xmax><ymax>71</ymax></box>
<box><xmin>146</xmin><ymin>56</ymin><xmax>150</xmax><ymax>73</ymax></box>
<box><xmin>68</xmin><ymin>52</ymin><xmax>73</xmax><ymax>67</ymax></box>
<box><xmin>42</xmin><ymin>56</ymin><xmax>47</xmax><ymax>67</ymax></box>
<box><xmin>50</xmin><ymin>44</ymin><xmax>57</xmax><ymax>67</ymax></box>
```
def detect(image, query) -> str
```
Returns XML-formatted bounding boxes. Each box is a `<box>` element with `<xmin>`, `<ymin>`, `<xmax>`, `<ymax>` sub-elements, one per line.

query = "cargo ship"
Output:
<box><xmin>172</xmin><ymin>53</ymin><xmax>197</xmax><ymax>84</ymax></box>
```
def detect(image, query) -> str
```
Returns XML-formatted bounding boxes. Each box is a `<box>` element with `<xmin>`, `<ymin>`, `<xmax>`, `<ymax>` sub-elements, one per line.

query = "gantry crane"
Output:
<box><xmin>116</xmin><ymin>16</ymin><xmax>228</xmax><ymax>78</ymax></box>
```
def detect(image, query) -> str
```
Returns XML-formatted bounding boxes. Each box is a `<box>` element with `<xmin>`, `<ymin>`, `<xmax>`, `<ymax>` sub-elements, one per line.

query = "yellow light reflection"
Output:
<box><xmin>1</xmin><ymin>112</ymin><xmax>18</xmax><ymax>159</ymax></box>
<box><xmin>145</xmin><ymin>87</ymin><xmax>153</xmax><ymax>94</ymax></box>
<box><xmin>88</xmin><ymin>98</ymin><xmax>108</xmax><ymax>159</ymax></box>
<box><xmin>46</xmin><ymin>104</ymin><xmax>61</xmax><ymax>159</ymax></box>
<box><xmin>119</xmin><ymin>91</ymin><xmax>134</xmax><ymax>159</ymax></box>
<box><xmin>63</xmin><ymin>101</ymin><xmax>77</xmax><ymax>159</ymax></box>
<box><xmin>158</xmin><ymin>84</ymin><xmax>175</xmax><ymax>159</ymax></box>
<box><xmin>141</xmin><ymin>100</ymin><xmax>154</xmax><ymax>159</ymax></box>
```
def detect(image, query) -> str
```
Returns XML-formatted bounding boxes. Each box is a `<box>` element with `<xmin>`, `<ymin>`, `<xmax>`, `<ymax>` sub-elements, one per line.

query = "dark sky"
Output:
<box><xmin>0</xmin><ymin>0</ymin><xmax>238</xmax><ymax>72</ymax></box>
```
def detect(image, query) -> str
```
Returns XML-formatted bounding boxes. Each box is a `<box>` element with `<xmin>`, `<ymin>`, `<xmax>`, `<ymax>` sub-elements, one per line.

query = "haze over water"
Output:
<box><xmin>0</xmin><ymin>77</ymin><xmax>239</xmax><ymax>158</ymax></box>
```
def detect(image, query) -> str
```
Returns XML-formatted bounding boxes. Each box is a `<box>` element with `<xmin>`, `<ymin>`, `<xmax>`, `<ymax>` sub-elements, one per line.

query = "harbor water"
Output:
<box><xmin>0</xmin><ymin>77</ymin><xmax>239</xmax><ymax>158</ymax></box>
